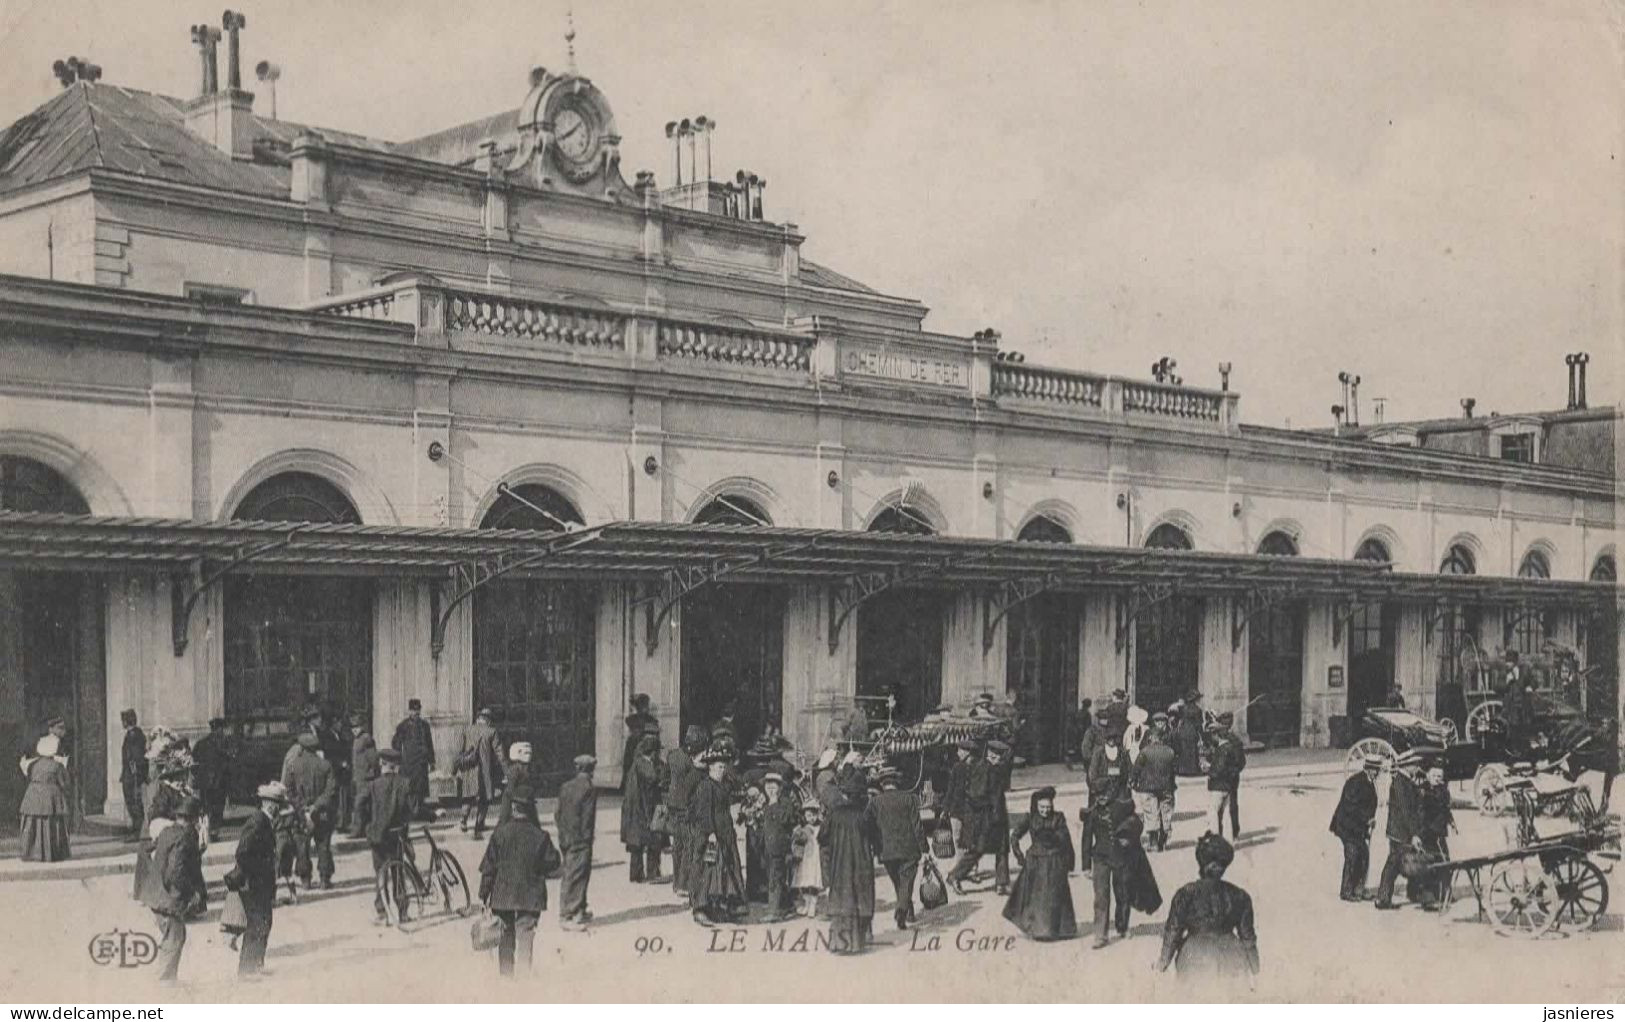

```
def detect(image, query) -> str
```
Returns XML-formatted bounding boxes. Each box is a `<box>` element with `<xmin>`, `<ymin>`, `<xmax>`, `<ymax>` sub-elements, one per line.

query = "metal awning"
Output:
<box><xmin>0</xmin><ymin>512</ymin><xmax>1615</xmax><ymax>655</ymax></box>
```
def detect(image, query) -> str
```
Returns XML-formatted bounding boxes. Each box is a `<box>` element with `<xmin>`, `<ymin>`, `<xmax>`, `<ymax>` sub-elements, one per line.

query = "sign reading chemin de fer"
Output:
<box><xmin>842</xmin><ymin>346</ymin><xmax>969</xmax><ymax>389</ymax></box>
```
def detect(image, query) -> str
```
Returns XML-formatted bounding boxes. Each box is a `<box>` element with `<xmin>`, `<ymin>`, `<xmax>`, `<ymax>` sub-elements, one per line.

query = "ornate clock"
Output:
<box><xmin>550</xmin><ymin>100</ymin><xmax>600</xmax><ymax>181</ymax></box>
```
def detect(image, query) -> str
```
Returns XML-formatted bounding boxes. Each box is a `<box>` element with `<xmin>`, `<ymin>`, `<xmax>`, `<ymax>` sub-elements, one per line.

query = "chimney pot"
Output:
<box><xmin>1574</xmin><ymin>351</ymin><xmax>1589</xmax><ymax>410</ymax></box>
<box><xmin>1460</xmin><ymin>397</ymin><xmax>1476</xmax><ymax>419</ymax></box>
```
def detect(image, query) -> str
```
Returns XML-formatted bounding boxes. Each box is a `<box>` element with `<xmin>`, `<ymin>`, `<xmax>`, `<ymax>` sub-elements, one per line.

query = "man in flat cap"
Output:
<box><xmin>865</xmin><ymin>766</ymin><xmax>928</xmax><ymax>929</ymax></box>
<box><xmin>556</xmin><ymin>754</ymin><xmax>598</xmax><ymax>930</ymax></box>
<box><xmin>226</xmin><ymin>781</ymin><xmax>286</xmax><ymax>976</ymax></box>
<box><xmin>1205</xmin><ymin>712</ymin><xmax>1245</xmax><ymax>839</ymax></box>
<box><xmin>984</xmin><ymin>739</ymin><xmax>1014</xmax><ymax>895</ymax></box>
<box><xmin>1373</xmin><ymin>749</ymin><xmax>1426</xmax><ymax>910</ymax></box>
<box><xmin>281</xmin><ymin>731</ymin><xmax>338</xmax><ymax>890</ymax></box>
<box><xmin>191</xmin><ymin>717</ymin><xmax>232</xmax><ymax>841</ymax></box>
<box><xmin>356</xmin><ymin>749</ymin><xmax>416</xmax><ymax>923</ymax></box>
<box><xmin>392</xmin><ymin>698</ymin><xmax>435</xmax><ymax>820</ymax></box>
<box><xmin>1330</xmin><ymin>753</ymin><xmax>1382</xmax><ymax>901</ymax></box>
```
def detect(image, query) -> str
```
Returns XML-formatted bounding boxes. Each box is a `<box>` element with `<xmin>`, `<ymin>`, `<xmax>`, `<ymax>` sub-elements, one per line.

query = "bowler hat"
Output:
<box><xmin>208</xmin><ymin>717</ymin><xmax>227</xmax><ymax>729</ymax></box>
<box><xmin>256</xmin><ymin>781</ymin><xmax>288</xmax><ymax>803</ymax></box>
<box><xmin>407</xmin><ymin>698</ymin><xmax>422</xmax><ymax>711</ymax></box>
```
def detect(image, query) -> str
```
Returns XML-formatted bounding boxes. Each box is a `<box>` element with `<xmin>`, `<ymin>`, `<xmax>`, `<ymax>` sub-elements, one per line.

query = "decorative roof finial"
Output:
<box><xmin>565</xmin><ymin>4</ymin><xmax>578</xmax><ymax>73</ymax></box>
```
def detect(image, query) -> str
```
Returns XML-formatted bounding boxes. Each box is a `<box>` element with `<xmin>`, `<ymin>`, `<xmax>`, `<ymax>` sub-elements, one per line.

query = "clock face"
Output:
<box><xmin>554</xmin><ymin>106</ymin><xmax>594</xmax><ymax>162</ymax></box>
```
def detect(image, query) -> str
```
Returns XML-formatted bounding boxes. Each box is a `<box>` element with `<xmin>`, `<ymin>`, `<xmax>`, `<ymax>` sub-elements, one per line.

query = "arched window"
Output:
<box><xmin>0</xmin><ymin>456</ymin><xmax>90</xmax><ymax>514</ymax></box>
<box><xmin>480</xmin><ymin>483</ymin><xmax>583</xmax><ymax>532</ymax></box>
<box><xmin>1257</xmin><ymin>531</ymin><xmax>1299</xmax><ymax>557</ymax></box>
<box><xmin>1353</xmin><ymin>537</ymin><xmax>1391</xmax><ymax>563</ymax></box>
<box><xmin>1592</xmin><ymin>555</ymin><xmax>1616</xmax><ymax>583</ymax></box>
<box><xmin>1144</xmin><ymin>523</ymin><xmax>1193</xmax><ymax>550</ymax></box>
<box><xmin>1439</xmin><ymin>544</ymin><xmax>1476</xmax><ymax>576</ymax></box>
<box><xmin>693</xmin><ymin>495</ymin><xmax>770</xmax><ymax>527</ymax></box>
<box><xmin>868</xmin><ymin>505</ymin><xmax>935</xmax><ymax>536</ymax></box>
<box><xmin>233</xmin><ymin>471</ymin><xmax>359</xmax><ymax>524</ymax></box>
<box><xmin>1517</xmin><ymin>550</ymin><xmax>1551</xmax><ymax>580</ymax></box>
<box><xmin>1017</xmin><ymin>515</ymin><xmax>1072</xmax><ymax>544</ymax></box>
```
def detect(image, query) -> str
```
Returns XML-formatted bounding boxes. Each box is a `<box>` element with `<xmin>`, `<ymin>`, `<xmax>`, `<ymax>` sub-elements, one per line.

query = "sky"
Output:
<box><xmin>0</xmin><ymin>0</ymin><xmax>1620</xmax><ymax>428</ymax></box>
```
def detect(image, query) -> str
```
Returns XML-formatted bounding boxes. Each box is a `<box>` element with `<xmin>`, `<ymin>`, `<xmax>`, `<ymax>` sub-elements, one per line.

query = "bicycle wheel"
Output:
<box><xmin>433</xmin><ymin>849</ymin><xmax>472</xmax><ymax>916</ymax></box>
<box><xmin>377</xmin><ymin>860</ymin><xmax>417</xmax><ymax>928</ymax></box>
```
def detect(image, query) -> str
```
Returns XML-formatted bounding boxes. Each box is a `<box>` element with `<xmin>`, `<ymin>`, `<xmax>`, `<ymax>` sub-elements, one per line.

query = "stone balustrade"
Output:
<box><xmin>656</xmin><ymin>320</ymin><xmax>814</xmax><ymax>372</ymax></box>
<box><xmin>1121</xmin><ymin>380</ymin><xmax>1224</xmax><ymax>422</ymax></box>
<box><xmin>443</xmin><ymin>291</ymin><xmax>626</xmax><ymax>350</ymax></box>
<box><xmin>991</xmin><ymin>362</ymin><xmax>1105</xmax><ymax>407</ymax></box>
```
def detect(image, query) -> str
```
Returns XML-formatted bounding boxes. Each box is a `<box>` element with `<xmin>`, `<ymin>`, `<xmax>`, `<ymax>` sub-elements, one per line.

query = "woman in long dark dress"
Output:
<box><xmin>621</xmin><ymin>735</ymin><xmax>664</xmax><ymax>883</ymax></box>
<box><xmin>688</xmin><ymin>749</ymin><xmax>746</xmax><ymax>925</ymax></box>
<box><xmin>820</xmin><ymin>768</ymin><xmax>879</xmax><ymax>955</ymax></box>
<box><xmin>1157</xmin><ymin>832</ymin><xmax>1260</xmax><ymax>992</ymax></box>
<box><xmin>1171</xmin><ymin>691</ymin><xmax>1205</xmax><ymax>776</ymax></box>
<box><xmin>1003</xmin><ymin>786</ymin><xmax>1076</xmax><ymax>940</ymax></box>
<box><xmin>19</xmin><ymin>735</ymin><xmax>71</xmax><ymax>862</ymax></box>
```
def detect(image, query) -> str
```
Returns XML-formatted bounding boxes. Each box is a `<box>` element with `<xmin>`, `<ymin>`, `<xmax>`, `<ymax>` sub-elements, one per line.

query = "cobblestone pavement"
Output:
<box><xmin>2</xmin><ymin>772</ymin><xmax>1619</xmax><ymax>1003</ymax></box>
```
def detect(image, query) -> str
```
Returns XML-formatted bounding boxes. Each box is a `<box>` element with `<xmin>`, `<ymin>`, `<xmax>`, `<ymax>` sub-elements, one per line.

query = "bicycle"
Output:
<box><xmin>374</xmin><ymin>826</ymin><xmax>473</xmax><ymax>928</ymax></box>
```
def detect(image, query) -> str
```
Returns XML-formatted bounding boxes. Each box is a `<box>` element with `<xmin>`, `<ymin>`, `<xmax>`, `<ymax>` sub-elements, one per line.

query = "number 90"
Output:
<box><xmin>633</xmin><ymin>936</ymin><xmax>667</xmax><ymax>955</ymax></box>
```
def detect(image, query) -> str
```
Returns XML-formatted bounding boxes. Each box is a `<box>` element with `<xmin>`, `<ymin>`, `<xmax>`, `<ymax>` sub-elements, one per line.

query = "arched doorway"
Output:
<box><xmin>226</xmin><ymin>472</ymin><xmax>372</xmax><ymax>797</ymax></box>
<box><xmin>0</xmin><ymin>456</ymin><xmax>105</xmax><ymax>825</ymax></box>
<box><xmin>857</xmin><ymin>503</ymin><xmax>944</xmax><ymax>722</ymax></box>
<box><xmin>1345</xmin><ymin>537</ymin><xmax>1398</xmax><ymax>726</ymax></box>
<box><xmin>1007</xmin><ymin>515</ymin><xmax>1080</xmax><ymax>763</ymax></box>
<box><xmin>682</xmin><ymin>495</ymin><xmax>784</xmax><ymax>751</ymax></box>
<box><xmin>1248</xmin><ymin>530</ymin><xmax>1306</xmax><ymax>746</ymax></box>
<box><xmin>1506</xmin><ymin>550</ymin><xmax>1554</xmax><ymax>657</ymax></box>
<box><xmin>1434</xmin><ymin>543</ymin><xmax>1480</xmax><ymax>725</ymax></box>
<box><xmin>474</xmin><ymin>484</ymin><xmax>596</xmax><ymax>796</ymax></box>
<box><xmin>1135</xmin><ymin>522</ymin><xmax>1202</xmax><ymax>716</ymax></box>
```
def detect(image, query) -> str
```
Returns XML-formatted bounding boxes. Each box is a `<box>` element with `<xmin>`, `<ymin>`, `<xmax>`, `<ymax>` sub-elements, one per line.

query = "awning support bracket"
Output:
<box><xmin>981</xmin><ymin>554</ymin><xmax>1150</xmax><ymax>653</ymax></box>
<box><xmin>1230</xmin><ymin>583</ymin><xmax>1298</xmax><ymax>650</ymax></box>
<box><xmin>1113</xmin><ymin>580</ymin><xmax>1181</xmax><ymax>654</ymax></box>
<box><xmin>430</xmin><ymin>527</ymin><xmax>606</xmax><ymax>658</ymax></box>
<box><xmin>828</xmin><ymin>552</ymin><xmax>988</xmax><ymax>655</ymax></box>
<box><xmin>642</xmin><ymin>541</ymin><xmax>819</xmax><ymax>655</ymax></box>
<box><xmin>172</xmin><ymin>527</ymin><xmax>307</xmax><ymax>656</ymax></box>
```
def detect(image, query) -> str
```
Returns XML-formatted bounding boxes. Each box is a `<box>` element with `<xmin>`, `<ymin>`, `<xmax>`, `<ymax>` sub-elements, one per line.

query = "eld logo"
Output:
<box><xmin>87</xmin><ymin>929</ymin><xmax>158</xmax><ymax>969</ymax></box>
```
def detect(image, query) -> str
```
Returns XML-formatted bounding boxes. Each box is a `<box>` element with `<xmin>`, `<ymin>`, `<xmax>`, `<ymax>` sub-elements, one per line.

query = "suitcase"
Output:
<box><xmin>930</xmin><ymin>825</ymin><xmax>956</xmax><ymax>860</ymax></box>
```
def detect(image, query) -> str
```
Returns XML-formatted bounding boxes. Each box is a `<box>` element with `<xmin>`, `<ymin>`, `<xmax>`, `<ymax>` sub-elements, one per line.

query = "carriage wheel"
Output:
<box><xmin>1473</xmin><ymin>763</ymin><xmax>1513</xmax><ymax>816</ymax></box>
<box><xmin>1466</xmin><ymin>700</ymin><xmax>1504</xmax><ymax>742</ymax></box>
<box><xmin>1486</xmin><ymin>858</ymin><xmax>1555</xmax><ymax>936</ymax></box>
<box><xmin>1437</xmin><ymin>718</ymin><xmax>1458</xmax><ymax>743</ymax></box>
<box><xmin>1345</xmin><ymin>738</ymin><xmax>1395</xmax><ymax>777</ymax></box>
<box><xmin>1546</xmin><ymin>857</ymin><xmax>1608</xmax><ymax>931</ymax></box>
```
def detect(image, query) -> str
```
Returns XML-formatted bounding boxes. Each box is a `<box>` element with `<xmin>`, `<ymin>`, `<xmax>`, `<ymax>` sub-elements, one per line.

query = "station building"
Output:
<box><xmin>0</xmin><ymin>34</ymin><xmax>1616</xmax><ymax>814</ymax></box>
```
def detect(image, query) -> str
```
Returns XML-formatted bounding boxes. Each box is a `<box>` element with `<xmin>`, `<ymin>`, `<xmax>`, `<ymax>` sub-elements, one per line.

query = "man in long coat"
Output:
<box><xmin>280</xmin><ymin>732</ymin><xmax>338</xmax><ymax>889</ymax></box>
<box><xmin>556</xmin><ymin>754</ymin><xmax>598</xmax><ymax>930</ymax></box>
<box><xmin>1373</xmin><ymin>750</ymin><xmax>1424</xmax><ymax>910</ymax></box>
<box><xmin>457</xmin><ymin>708</ymin><xmax>506</xmax><ymax>840</ymax></box>
<box><xmin>985</xmin><ymin>740</ymin><xmax>1014</xmax><ymax>895</ymax></box>
<box><xmin>666</xmin><ymin>725</ymin><xmax>706</xmax><ymax>896</ymax></box>
<box><xmin>865</xmin><ymin>767</ymin><xmax>928</xmax><ymax>929</ymax></box>
<box><xmin>621</xmin><ymin>695</ymin><xmax>658</xmax><ymax>791</ymax></box>
<box><xmin>620</xmin><ymin>734</ymin><xmax>664</xmax><ymax>882</ymax></box>
<box><xmin>120</xmin><ymin>709</ymin><xmax>147</xmax><ymax>840</ymax></box>
<box><xmin>478</xmin><ymin>798</ymin><xmax>558</xmax><ymax>976</ymax></box>
<box><xmin>357</xmin><ymin>749</ymin><xmax>416</xmax><ymax>922</ymax></box>
<box><xmin>391</xmin><ymin>698</ymin><xmax>435</xmax><ymax>818</ymax></box>
<box><xmin>820</xmin><ymin>768</ymin><xmax>880</xmax><ymax>954</ymax></box>
<box><xmin>227</xmin><ymin>782</ymin><xmax>285</xmax><ymax>976</ymax></box>
<box><xmin>139</xmin><ymin>795</ymin><xmax>206</xmax><ymax>984</ymax></box>
<box><xmin>190</xmin><ymin>717</ymin><xmax>231</xmax><ymax>841</ymax></box>
<box><xmin>318</xmin><ymin>705</ymin><xmax>353</xmax><ymax>831</ymax></box>
<box><xmin>1330</xmin><ymin>754</ymin><xmax>1381</xmax><ymax>901</ymax></box>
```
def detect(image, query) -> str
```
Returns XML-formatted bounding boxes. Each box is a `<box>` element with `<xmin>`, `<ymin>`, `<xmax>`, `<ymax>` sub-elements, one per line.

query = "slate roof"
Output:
<box><xmin>0</xmin><ymin>81</ymin><xmax>393</xmax><ymax>199</ymax></box>
<box><xmin>800</xmin><ymin>259</ymin><xmax>879</xmax><ymax>295</ymax></box>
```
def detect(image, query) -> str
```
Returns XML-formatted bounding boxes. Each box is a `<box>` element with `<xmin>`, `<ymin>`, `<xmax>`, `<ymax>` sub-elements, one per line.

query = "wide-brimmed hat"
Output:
<box><xmin>1393</xmin><ymin>748</ymin><xmax>1429</xmax><ymax>769</ymax></box>
<box><xmin>257</xmin><ymin>781</ymin><xmax>289</xmax><ymax>803</ymax></box>
<box><xmin>746</xmin><ymin>736</ymin><xmax>780</xmax><ymax>759</ymax></box>
<box><xmin>509</xmin><ymin>741</ymin><xmax>532</xmax><ymax>760</ymax></box>
<box><xmin>1151</xmin><ymin>711</ymin><xmax>1169</xmax><ymax>724</ymax></box>
<box><xmin>378</xmin><ymin>749</ymin><xmax>402</xmax><ymax>764</ymax></box>
<box><xmin>762</xmin><ymin>772</ymin><xmax>785</xmax><ymax>786</ymax></box>
<box><xmin>986</xmin><ymin>740</ymin><xmax>1011</xmax><ymax>757</ymax></box>
<box><xmin>697</xmin><ymin>746</ymin><xmax>731</xmax><ymax>766</ymax></box>
<box><xmin>1362</xmin><ymin>753</ymin><xmax>1386</xmax><ymax>769</ymax></box>
<box><xmin>973</xmin><ymin>691</ymin><xmax>994</xmax><ymax>704</ymax></box>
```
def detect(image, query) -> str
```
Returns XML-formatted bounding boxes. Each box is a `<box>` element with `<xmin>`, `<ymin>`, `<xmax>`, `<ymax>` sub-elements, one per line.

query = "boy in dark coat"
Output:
<box><xmin>391</xmin><ymin>698</ymin><xmax>434</xmax><ymax>819</ymax></box>
<box><xmin>119</xmin><ymin>709</ymin><xmax>147</xmax><ymax>840</ymax></box>
<box><xmin>556</xmin><ymin>754</ymin><xmax>598</xmax><ymax>930</ymax></box>
<box><xmin>226</xmin><ymin>782</ymin><xmax>285</xmax><ymax>976</ymax></box>
<box><xmin>1329</xmin><ymin>754</ymin><xmax>1381</xmax><ymax>900</ymax></box>
<box><xmin>758</xmin><ymin>772</ymin><xmax>800</xmax><ymax>921</ymax></box>
<box><xmin>478</xmin><ymin>798</ymin><xmax>559</xmax><ymax>976</ymax></box>
<box><xmin>1374</xmin><ymin>750</ymin><xmax>1425</xmax><ymax>910</ymax></box>
<box><xmin>357</xmin><ymin>749</ymin><xmax>416</xmax><ymax>922</ymax></box>
<box><xmin>864</xmin><ymin>767</ymin><xmax>928</xmax><ymax>929</ymax></box>
<box><xmin>140</xmin><ymin>795</ymin><xmax>206</xmax><ymax>983</ymax></box>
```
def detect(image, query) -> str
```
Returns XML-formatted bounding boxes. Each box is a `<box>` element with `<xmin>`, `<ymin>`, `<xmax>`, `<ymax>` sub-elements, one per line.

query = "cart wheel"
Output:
<box><xmin>1546</xmin><ymin>857</ymin><xmax>1608</xmax><ymax>931</ymax></box>
<box><xmin>1466</xmin><ymin>700</ymin><xmax>1504</xmax><ymax>742</ymax></box>
<box><xmin>1473</xmin><ymin>763</ymin><xmax>1513</xmax><ymax>816</ymax></box>
<box><xmin>1487</xmin><ymin>858</ymin><xmax>1555</xmax><ymax>936</ymax></box>
<box><xmin>1345</xmin><ymin>738</ymin><xmax>1396</xmax><ymax>777</ymax></box>
<box><xmin>1437</xmin><ymin>718</ymin><xmax>1458</xmax><ymax>743</ymax></box>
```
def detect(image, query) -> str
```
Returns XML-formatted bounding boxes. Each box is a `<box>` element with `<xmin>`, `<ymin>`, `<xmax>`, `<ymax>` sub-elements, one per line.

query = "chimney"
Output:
<box><xmin>183</xmin><ymin>15</ymin><xmax>255</xmax><ymax>159</ymax></box>
<box><xmin>1332</xmin><ymin>404</ymin><xmax>1345</xmax><ymax>430</ymax></box>
<box><xmin>1573</xmin><ymin>352</ymin><xmax>1589</xmax><ymax>410</ymax></box>
<box><xmin>1460</xmin><ymin>397</ymin><xmax>1476</xmax><ymax>419</ymax></box>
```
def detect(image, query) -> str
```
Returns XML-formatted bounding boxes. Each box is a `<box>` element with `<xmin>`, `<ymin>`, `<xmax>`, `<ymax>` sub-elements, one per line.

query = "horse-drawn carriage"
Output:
<box><xmin>825</xmin><ymin>695</ymin><xmax>1019</xmax><ymax>805</ymax></box>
